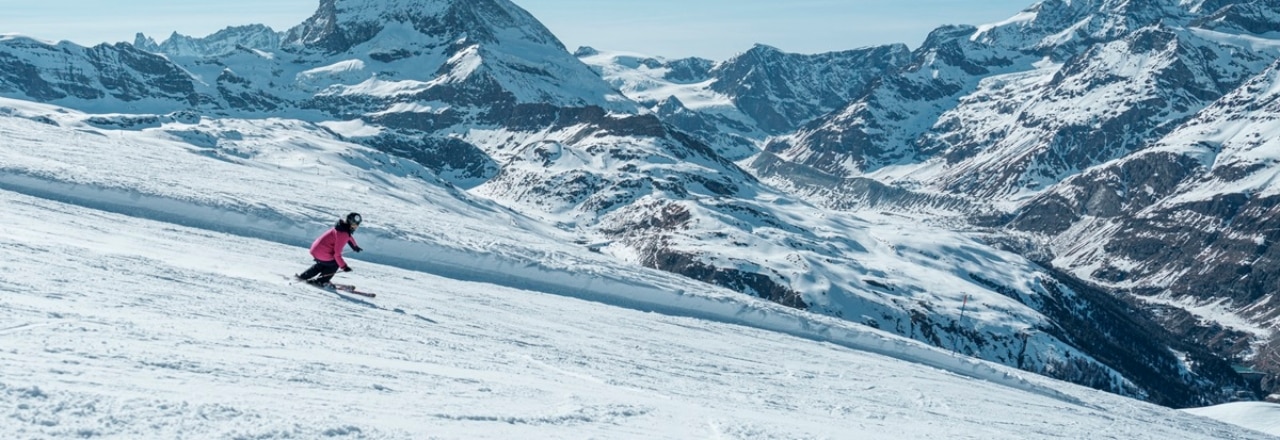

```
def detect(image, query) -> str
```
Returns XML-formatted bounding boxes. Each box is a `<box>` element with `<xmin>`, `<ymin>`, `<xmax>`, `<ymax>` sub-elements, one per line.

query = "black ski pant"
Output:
<box><xmin>299</xmin><ymin>259</ymin><xmax>340</xmax><ymax>284</ymax></box>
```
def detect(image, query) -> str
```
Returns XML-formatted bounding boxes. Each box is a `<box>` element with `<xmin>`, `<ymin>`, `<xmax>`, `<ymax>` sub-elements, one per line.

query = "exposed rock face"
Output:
<box><xmin>0</xmin><ymin>38</ymin><xmax>199</xmax><ymax>106</ymax></box>
<box><xmin>707</xmin><ymin>44</ymin><xmax>912</xmax><ymax>134</ymax></box>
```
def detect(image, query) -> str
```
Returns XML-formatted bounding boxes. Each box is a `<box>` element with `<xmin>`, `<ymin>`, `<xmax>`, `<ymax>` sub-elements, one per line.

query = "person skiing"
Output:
<box><xmin>296</xmin><ymin>212</ymin><xmax>364</xmax><ymax>287</ymax></box>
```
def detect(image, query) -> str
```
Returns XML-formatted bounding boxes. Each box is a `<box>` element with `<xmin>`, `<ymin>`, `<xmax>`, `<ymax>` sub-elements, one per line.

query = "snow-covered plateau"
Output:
<box><xmin>0</xmin><ymin>97</ymin><xmax>1277</xmax><ymax>438</ymax></box>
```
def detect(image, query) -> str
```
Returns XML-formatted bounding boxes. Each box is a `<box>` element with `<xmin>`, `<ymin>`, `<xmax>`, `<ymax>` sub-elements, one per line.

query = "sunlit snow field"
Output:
<box><xmin>0</xmin><ymin>99</ymin><xmax>1276</xmax><ymax>438</ymax></box>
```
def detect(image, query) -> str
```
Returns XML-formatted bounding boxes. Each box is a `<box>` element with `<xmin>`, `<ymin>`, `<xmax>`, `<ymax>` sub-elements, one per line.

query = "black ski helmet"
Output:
<box><xmin>346</xmin><ymin>212</ymin><xmax>363</xmax><ymax>226</ymax></box>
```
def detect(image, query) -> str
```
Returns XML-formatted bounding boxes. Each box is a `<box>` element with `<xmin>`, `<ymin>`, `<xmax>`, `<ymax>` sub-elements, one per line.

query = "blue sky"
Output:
<box><xmin>0</xmin><ymin>0</ymin><xmax>1035</xmax><ymax>59</ymax></box>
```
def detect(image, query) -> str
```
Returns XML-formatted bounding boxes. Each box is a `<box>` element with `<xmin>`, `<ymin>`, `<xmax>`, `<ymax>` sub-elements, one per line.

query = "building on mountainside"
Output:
<box><xmin>1232</xmin><ymin>365</ymin><xmax>1267</xmax><ymax>399</ymax></box>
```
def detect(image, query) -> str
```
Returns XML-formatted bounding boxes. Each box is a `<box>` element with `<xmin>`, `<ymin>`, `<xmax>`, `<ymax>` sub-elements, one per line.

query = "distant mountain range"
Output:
<box><xmin>582</xmin><ymin>0</ymin><xmax>1280</xmax><ymax>400</ymax></box>
<box><xmin>1</xmin><ymin>0</ymin><xmax>1277</xmax><ymax>407</ymax></box>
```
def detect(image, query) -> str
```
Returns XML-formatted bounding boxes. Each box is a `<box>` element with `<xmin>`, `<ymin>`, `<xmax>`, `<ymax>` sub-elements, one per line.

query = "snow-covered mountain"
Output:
<box><xmin>589</xmin><ymin>0</ymin><xmax>1280</xmax><ymax>398</ymax></box>
<box><xmin>134</xmin><ymin>25</ymin><xmax>283</xmax><ymax>58</ymax></box>
<box><xmin>577</xmin><ymin>44</ymin><xmax>912</xmax><ymax>161</ymax></box>
<box><xmin>4</xmin><ymin>95</ymin><xmax>1280</xmax><ymax>439</ymax></box>
<box><xmin>0</xmin><ymin>0</ymin><xmax>1274</xmax><ymax>408</ymax></box>
<box><xmin>1009</xmin><ymin>56</ymin><xmax>1280</xmax><ymax>362</ymax></box>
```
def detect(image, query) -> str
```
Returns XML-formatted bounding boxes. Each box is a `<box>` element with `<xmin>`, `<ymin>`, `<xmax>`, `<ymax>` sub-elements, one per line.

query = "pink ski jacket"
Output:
<box><xmin>310</xmin><ymin>227</ymin><xmax>359</xmax><ymax>268</ymax></box>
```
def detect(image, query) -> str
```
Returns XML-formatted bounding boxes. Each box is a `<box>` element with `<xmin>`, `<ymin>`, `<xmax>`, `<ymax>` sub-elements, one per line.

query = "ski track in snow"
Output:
<box><xmin>1</xmin><ymin>186</ymin><xmax>1274</xmax><ymax>438</ymax></box>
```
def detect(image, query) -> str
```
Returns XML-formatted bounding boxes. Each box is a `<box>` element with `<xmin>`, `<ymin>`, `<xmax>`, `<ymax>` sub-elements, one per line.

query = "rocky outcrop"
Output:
<box><xmin>134</xmin><ymin>25</ymin><xmax>282</xmax><ymax>58</ymax></box>
<box><xmin>707</xmin><ymin>44</ymin><xmax>911</xmax><ymax>134</ymax></box>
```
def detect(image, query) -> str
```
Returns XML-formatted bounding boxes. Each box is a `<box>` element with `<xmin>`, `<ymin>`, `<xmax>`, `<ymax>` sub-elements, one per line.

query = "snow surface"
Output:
<box><xmin>1186</xmin><ymin>402</ymin><xmax>1280</xmax><ymax>437</ymax></box>
<box><xmin>1</xmin><ymin>97</ymin><xmax>1277</xmax><ymax>438</ymax></box>
<box><xmin>577</xmin><ymin>50</ymin><xmax>734</xmax><ymax>111</ymax></box>
<box><xmin>576</xmin><ymin>49</ymin><xmax>761</xmax><ymax>131</ymax></box>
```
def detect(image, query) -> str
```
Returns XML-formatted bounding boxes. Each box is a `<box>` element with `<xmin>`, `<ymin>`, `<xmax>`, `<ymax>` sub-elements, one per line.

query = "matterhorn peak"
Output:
<box><xmin>283</xmin><ymin>0</ymin><xmax>564</xmax><ymax>54</ymax></box>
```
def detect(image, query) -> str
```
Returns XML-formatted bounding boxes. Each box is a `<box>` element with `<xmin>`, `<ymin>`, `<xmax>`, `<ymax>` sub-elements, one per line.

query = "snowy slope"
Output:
<box><xmin>0</xmin><ymin>96</ymin><xmax>1194</xmax><ymax>403</ymax></box>
<box><xmin>0</xmin><ymin>73</ymin><xmax>1260</xmax><ymax>408</ymax></box>
<box><xmin>1185</xmin><ymin>402</ymin><xmax>1280</xmax><ymax>437</ymax></box>
<box><xmin>0</xmin><ymin>0</ymin><xmax>1273</xmax><ymax>408</ymax></box>
<box><xmin>1</xmin><ymin>118</ymin><xmax>1276</xmax><ymax>440</ymax></box>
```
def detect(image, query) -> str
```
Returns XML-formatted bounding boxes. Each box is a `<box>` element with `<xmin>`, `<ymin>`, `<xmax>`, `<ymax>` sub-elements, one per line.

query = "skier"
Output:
<box><xmin>296</xmin><ymin>212</ymin><xmax>364</xmax><ymax>287</ymax></box>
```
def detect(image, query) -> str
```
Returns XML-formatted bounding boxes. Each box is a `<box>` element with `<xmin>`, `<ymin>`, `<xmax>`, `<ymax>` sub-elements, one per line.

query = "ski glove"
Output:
<box><xmin>351</xmin><ymin>244</ymin><xmax>363</xmax><ymax>253</ymax></box>
<box><xmin>341</xmin><ymin>266</ymin><xmax>353</xmax><ymax>272</ymax></box>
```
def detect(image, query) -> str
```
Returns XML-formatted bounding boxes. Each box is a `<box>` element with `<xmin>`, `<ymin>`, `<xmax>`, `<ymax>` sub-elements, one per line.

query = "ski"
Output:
<box><xmin>304</xmin><ymin>281</ymin><xmax>376</xmax><ymax>298</ymax></box>
<box><xmin>328</xmin><ymin>283</ymin><xmax>376</xmax><ymax>298</ymax></box>
<box><xmin>286</xmin><ymin>275</ymin><xmax>377</xmax><ymax>298</ymax></box>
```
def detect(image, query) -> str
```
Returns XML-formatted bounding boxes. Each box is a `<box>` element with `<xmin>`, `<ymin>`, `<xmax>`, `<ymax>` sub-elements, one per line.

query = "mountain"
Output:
<box><xmin>705</xmin><ymin>44</ymin><xmax>912</xmax><ymax>134</ymax></box>
<box><xmin>931</xmin><ymin>0</ymin><xmax>1280</xmax><ymax>389</ymax></box>
<box><xmin>2</xmin><ymin>102</ymin><xmax>1276</xmax><ymax>435</ymax></box>
<box><xmin>914</xmin><ymin>20</ymin><xmax>1274</xmax><ymax>200</ymax></box>
<box><xmin>0</xmin><ymin>36</ymin><xmax>201</xmax><ymax>113</ymax></box>
<box><xmin>577</xmin><ymin>44</ymin><xmax>913</xmax><ymax>161</ymax></box>
<box><xmin>1009</xmin><ymin>57</ymin><xmax>1280</xmax><ymax>357</ymax></box>
<box><xmin>133</xmin><ymin>25</ymin><xmax>283</xmax><ymax>58</ymax></box>
<box><xmin>627</xmin><ymin>0</ymin><xmax>1279</xmax><ymax>395</ymax></box>
<box><xmin>0</xmin><ymin>0</ymin><xmax>1273</xmax><ymax>407</ymax></box>
<box><xmin>574</xmin><ymin>0</ymin><xmax>1280</xmax><ymax>401</ymax></box>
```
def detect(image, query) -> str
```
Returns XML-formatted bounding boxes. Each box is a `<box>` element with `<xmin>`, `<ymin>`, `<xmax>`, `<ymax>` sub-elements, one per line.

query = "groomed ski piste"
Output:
<box><xmin>1</xmin><ymin>97</ymin><xmax>1277</xmax><ymax>438</ymax></box>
